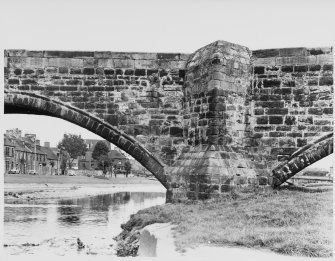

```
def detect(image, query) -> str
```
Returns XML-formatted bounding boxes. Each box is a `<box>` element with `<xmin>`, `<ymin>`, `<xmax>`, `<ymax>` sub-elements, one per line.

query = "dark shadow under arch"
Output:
<box><xmin>4</xmin><ymin>90</ymin><xmax>168</xmax><ymax>189</ymax></box>
<box><xmin>272</xmin><ymin>132</ymin><xmax>333</xmax><ymax>187</ymax></box>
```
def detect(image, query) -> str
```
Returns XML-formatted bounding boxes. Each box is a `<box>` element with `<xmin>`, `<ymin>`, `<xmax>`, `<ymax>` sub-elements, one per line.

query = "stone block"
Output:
<box><xmin>258</xmin><ymin>176</ymin><xmax>268</xmax><ymax>186</ymax></box>
<box><xmin>254</xmin><ymin>108</ymin><xmax>264</xmax><ymax>115</ymax></box>
<box><xmin>284</xmin><ymin>116</ymin><xmax>296</xmax><ymax>125</ymax></box>
<box><xmin>269</xmin><ymin>116</ymin><xmax>283</xmax><ymax>124</ymax></box>
<box><xmin>255</xmin><ymin>101</ymin><xmax>284</xmax><ymax>108</ymax></box>
<box><xmin>323</xmin><ymin>107</ymin><xmax>333</xmax><ymax>114</ymax></box>
<box><xmin>83</xmin><ymin>68</ymin><xmax>95</xmax><ymax>75</ymax></box>
<box><xmin>254</xmin><ymin>66</ymin><xmax>265</xmax><ymax>74</ymax></box>
<box><xmin>314</xmin><ymin>120</ymin><xmax>331</xmax><ymax>125</ymax></box>
<box><xmin>256</xmin><ymin>116</ymin><xmax>269</xmax><ymax>124</ymax></box>
<box><xmin>269</xmin><ymin>131</ymin><xmax>285</xmax><ymax>137</ymax></box>
<box><xmin>267</xmin><ymin>108</ymin><xmax>288</xmax><ymax>115</ymax></box>
<box><xmin>8</xmin><ymin>79</ymin><xmax>19</xmax><ymax>85</ymax></box>
<box><xmin>254</xmin><ymin>126</ymin><xmax>273</xmax><ymax>132</ymax></box>
<box><xmin>319</xmin><ymin>76</ymin><xmax>333</xmax><ymax>86</ymax></box>
<box><xmin>323</xmin><ymin>64</ymin><xmax>333</xmax><ymax>71</ymax></box>
<box><xmin>70</xmin><ymin>68</ymin><xmax>82</xmax><ymax>74</ymax></box>
<box><xmin>279</xmin><ymin>138</ymin><xmax>296</xmax><ymax>147</ymax></box>
<box><xmin>252</xmin><ymin>49</ymin><xmax>280</xmax><ymax>58</ymax></box>
<box><xmin>281</xmin><ymin>65</ymin><xmax>293</xmax><ymax>72</ymax></box>
<box><xmin>221</xmin><ymin>184</ymin><xmax>232</xmax><ymax>192</ymax></box>
<box><xmin>297</xmin><ymin>138</ymin><xmax>307</xmax><ymax>147</ymax></box>
<box><xmin>208</xmin><ymin>80</ymin><xmax>221</xmax><ymax>90</ymax></box>
<box><xmin>316</xmin><ymin>54</ymin><xmax>334</xmax><ymax>65</ymax></box>
<box><xmin>309</xmin><ymin>65</ymin><xmax>321</xmax><ymax>71</ymax></box>
<box><xmin>294</xmin><ymin>65</ymin><xmax>308</xmax><ymax>72</ymax></box>
<box><xmin>308</xmin><ymin>108</ymin><xmax>323</xmax><ymax>115</ymax></box>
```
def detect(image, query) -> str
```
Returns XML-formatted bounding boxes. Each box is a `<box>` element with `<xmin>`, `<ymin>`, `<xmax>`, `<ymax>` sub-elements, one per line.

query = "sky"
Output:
<box><xmin>1</xmin><ymin>0</ymin><xmax>334</xmax><ymax>169</ymax></box>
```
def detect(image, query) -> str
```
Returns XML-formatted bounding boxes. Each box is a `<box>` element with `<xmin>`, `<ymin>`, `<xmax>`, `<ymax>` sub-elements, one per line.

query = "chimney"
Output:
<box><xmin>35</xmin><ymin>139</ymin><xmax>40</xmax><ymax>146</ymax></box>
<box><xmin>6</xmin><ymin>128</ymin><xmax>22</xmax><ymax>138</ymax></box>
<box><xmin>44</xmin><ymin>142</ymin><xmax>50</xmax><ymax>148</ymax></box>
<box><xmin>25</xmin><ymin>134</ymin><xmax>37</xmax><ymax>143</ymax></box>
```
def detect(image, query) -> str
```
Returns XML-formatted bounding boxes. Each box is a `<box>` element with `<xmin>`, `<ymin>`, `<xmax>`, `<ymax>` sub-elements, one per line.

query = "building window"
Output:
<box><xmin>5</xmin><ymin>161</ymin><xmax>9</xmax><ymax>171</ymax></box>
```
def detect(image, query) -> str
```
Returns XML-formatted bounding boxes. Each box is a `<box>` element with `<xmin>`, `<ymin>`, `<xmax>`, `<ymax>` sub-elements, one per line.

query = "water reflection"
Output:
<box><xmin>4</xmin><ymin>191</ymin><xmax>166</xmax><ymax>255</ymax></box>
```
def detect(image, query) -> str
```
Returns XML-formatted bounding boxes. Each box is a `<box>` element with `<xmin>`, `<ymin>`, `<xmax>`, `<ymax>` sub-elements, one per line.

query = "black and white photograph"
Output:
<box><xmin>1</xmin><ymin>0</ymin><xmax>334</xmax><ymax>259</ymax></box>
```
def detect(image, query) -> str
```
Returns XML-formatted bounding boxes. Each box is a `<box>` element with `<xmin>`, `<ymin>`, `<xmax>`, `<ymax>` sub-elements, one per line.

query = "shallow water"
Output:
<box><xmin>4</xmin><ymin>192</ymin><xmax>166</xmax><ymax>255</ymax></box>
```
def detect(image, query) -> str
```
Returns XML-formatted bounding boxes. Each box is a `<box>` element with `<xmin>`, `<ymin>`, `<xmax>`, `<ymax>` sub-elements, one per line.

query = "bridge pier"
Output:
<box><xmin>167</xmin><ymin>41</ymin><xmax>272</xmax><ymax>201</ymax></box>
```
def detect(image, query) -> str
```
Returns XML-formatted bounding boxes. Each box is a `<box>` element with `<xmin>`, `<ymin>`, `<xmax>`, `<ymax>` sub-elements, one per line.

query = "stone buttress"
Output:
<box><xmin>167</xmin><ymin>41</ymin><xmax>275</xmax><ymax>200</ymax></box>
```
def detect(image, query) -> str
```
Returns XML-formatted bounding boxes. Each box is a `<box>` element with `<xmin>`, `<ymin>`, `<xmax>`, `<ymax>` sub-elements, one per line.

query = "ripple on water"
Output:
<box><xmin>4</xmin><ymin>191</ymin><xmax>166</xmax><ymax>256</ymax></box>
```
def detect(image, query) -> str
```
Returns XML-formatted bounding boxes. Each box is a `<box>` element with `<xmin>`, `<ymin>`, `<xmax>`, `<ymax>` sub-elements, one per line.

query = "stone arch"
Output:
<box><xmin>272</xmin><ymin>132</ymin><xmax>333</xmax><ymax>187</ymax></box>
<box><xmin>4</xmin><ymin>90</ymin><xmax>168</xmax><ymax>188</ymax></box>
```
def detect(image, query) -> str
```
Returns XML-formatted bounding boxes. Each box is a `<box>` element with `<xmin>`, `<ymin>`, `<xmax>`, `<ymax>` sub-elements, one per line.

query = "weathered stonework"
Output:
<box><xmin>251</xmin><ymin>47</ymin><xmax>334</xmax><ymax>163</ymax></box>
<box><xmin>4</xmin><ymin>40</ymin><xmax>334</xmax><ymax>201</ymax></box>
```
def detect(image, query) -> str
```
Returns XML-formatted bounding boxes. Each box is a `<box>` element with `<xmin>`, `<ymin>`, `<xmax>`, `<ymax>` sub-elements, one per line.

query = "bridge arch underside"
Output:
<box><xmin>272</xmin><ymin>133</ymin><xmax>333</xmax><ymax>187</ymax></box>
<box><xmin>4</xmin><ymin>91</ymin><xmax>168</xmax><ymax>189</ymax></box>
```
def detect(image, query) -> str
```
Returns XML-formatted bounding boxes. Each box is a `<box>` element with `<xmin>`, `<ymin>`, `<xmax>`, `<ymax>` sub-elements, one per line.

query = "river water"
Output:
<box><xmin>4</xmin><ymin>191</ymin><xmax>166</xmax><ymax>255</ymax></box>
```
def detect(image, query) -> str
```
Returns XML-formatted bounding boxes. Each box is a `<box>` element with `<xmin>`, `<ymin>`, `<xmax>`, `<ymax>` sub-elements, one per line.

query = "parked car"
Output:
<box><xmin>8</xmin><ymin>168</ymin><xmax>20</xmax><ymax>174</ymax></box>
<box><xmin>28</xmin><ymin>170</ymin><xmax>38</xmax><ymax>175</ymax></box>
<box><xmin>68</xmin><ymin>170</ymin><xmax>76</xmax><ymax>176</ymax></box>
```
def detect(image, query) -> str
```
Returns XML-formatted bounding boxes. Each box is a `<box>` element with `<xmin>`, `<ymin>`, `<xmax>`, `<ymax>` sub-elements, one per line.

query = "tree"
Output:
<box><xmin>124</xmin><ymin>161</ymin><xmax>132</xmax><ymax>177</ymax></box>
<box><xmin>58</xmin><ymin>134</ymin><xmax>87</xmax><ymax>169</ymax></box>
<box><xmin>97</xmin><ymin>154</ymin><xmax>112</xmax><ymax>175</ymax></box>
<box><xmin>60</xmin><ymin>150</ymin><xmax>70</xmax><ymax>175</ymax></box>
<box><xmin>92</xmin><ymin>141</ymin><xmax>110</xmax><ymax>160</ymax></box>
<box><xmin>92</xmin><ymin>141</ymin><xmax>111</xmax><ymax>175</ymax></box>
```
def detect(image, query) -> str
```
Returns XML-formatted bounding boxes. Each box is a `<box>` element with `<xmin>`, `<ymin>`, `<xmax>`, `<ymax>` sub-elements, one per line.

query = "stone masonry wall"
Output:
<box><xmin>4</xmin><ymin>41</ymin><xmax>334</xmax><ymax>201</ymax></box>
<box><xmin>251</xmin><ymin>47</ymin><xmax>333</xmax><ymax>164</ymax></box>
<box><xmin>4</xmin><ymin>50</ymin><xmax>190</xmax><ymax>167</ymax></box>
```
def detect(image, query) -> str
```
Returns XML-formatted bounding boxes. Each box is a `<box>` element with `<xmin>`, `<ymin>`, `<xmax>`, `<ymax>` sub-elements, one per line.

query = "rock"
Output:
<box><xmin>115</xmin><ymin>230</ymin><xmax>141</xmax><ymax>256</ymax></box>
<box><xmin>77</xmin><ymin>238</ymin><xmax>85</xmax><ymax>249</ymax></box>
<box><xmin>22</xmin><ymin>243</ymin><xmax>39</xmax><ymax>247</ymax></box>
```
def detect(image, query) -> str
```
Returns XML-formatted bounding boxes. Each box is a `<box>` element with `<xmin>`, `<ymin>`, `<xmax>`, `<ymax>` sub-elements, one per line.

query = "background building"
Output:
<box><xmin>4</xmin><ymin>128</ymin><xmax>58</xmax><ymax>175</ymax></box>
<box><xmin>78</xmin><ymin>139</ymin><xmax>129</xmax><ymax>173</ymax></box>
<box><xmin>4</xmin><ymin>136</ymin><xmax>15</xmax><ymax>173</ymax></box>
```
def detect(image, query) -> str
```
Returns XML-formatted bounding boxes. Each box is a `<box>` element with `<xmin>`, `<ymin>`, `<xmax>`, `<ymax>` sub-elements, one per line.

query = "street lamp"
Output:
<box><xmin>57</xmin><ymin>149</ymin><xmax>60</xmax><ymax>175</ymax></box>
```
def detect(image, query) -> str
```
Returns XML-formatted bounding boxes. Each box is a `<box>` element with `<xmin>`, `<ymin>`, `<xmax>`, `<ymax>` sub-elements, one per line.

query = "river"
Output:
<box><xmin>4</xmin><ymin>191</ymin><xmax>166</xmax><ymax>255</ymax></box>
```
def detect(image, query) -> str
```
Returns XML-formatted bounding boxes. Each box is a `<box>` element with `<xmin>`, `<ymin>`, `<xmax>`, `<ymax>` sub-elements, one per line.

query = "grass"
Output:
<box><xmin>121</xmin><ymin>188</ymin><xmax>333</xmax><ymax>257</ymax></box>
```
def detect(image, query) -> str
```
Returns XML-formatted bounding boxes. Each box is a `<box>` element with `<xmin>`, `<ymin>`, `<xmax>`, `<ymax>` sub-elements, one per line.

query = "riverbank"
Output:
<box><xmin>4</xmin><ymin>174</ymin><xmax>160</xmax><ymax>185</ymax></box>
<box><xmin>4</xmin><ymin>174</ymin><xmax>165</xmax><ymax>201</ymax></box>
<box><xmin>115</xmin><ymin>187</ymin><xmax>333</xmax><ymax>258</ymax></box>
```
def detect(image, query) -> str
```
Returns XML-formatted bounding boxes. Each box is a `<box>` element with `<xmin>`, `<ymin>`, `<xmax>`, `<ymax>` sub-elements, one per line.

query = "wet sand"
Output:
<box><xmin>4</xmin><ymin>175</ymin><xmax>166</xmax><ymax>201</ymax></box>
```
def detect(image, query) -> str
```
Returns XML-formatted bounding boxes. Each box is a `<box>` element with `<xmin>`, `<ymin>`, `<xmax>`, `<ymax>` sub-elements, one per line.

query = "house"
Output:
<box><xmin>78</xmin><ymin>139</ymin><xmax>111</xmax><ymax>170</ymax></box>
<box><xmin>4</xmin><ymin>128</ymin><xmax>54</xmax><ymax>175</ymax></box>
<box><xmin>109</xmin><ymin>150</ymin><xmax>128</xmax><ymax>173</ymax></box>
<box><xmin>40</xmin><ymin>142</ymin><xmax>59</xmax><ymax>175</ymax></box>
<box><xmin>78</xmin><ymin>139</ymin><xmax>129</xmax><ymax>172</ymax></box>
<box><xmin>4</xmin><ymin>136</ymin><xmax>15</xmax><ymax>173</ymax></box>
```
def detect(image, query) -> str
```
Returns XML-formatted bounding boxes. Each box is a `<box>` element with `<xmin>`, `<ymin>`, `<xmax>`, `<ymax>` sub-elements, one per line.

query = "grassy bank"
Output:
<box><xmin>117</xmin><ymin>188</ymin><xmax>333</xmax><ymax>257</ymax></box>
<box><xmin>4</xmin><ymin>174</ymin><xmax>160</xmax><ymax>185</ymax></box>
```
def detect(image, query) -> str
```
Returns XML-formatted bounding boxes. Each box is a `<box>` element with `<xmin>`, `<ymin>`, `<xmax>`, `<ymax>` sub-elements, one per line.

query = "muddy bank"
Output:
<box><xmin>113</xmin><ymin>205</ymin><xmax>171</xmax><ymax>256</ymax></box>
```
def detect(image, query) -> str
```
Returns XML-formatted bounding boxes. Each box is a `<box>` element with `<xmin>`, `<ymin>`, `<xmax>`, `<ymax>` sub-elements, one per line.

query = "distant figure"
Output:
<box><xmin>77</xmin><ymin>238</ymin><xmax>85</xmax><ymax>249</ymax></box>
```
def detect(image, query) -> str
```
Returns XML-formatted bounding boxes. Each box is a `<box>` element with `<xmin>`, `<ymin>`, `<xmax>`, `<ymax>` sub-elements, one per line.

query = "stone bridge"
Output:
<box><xmin>4</xmin><ymin>40</ymin><xmax>333</xmax><ymax>201</ymax></box>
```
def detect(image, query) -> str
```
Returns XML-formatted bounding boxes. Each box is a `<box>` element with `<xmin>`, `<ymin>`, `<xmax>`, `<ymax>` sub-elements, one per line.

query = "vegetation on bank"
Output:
<box><xmin>116</xmin><ymin>187</ymin><xmax>333</xmax><ymax>257</ymax></box>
